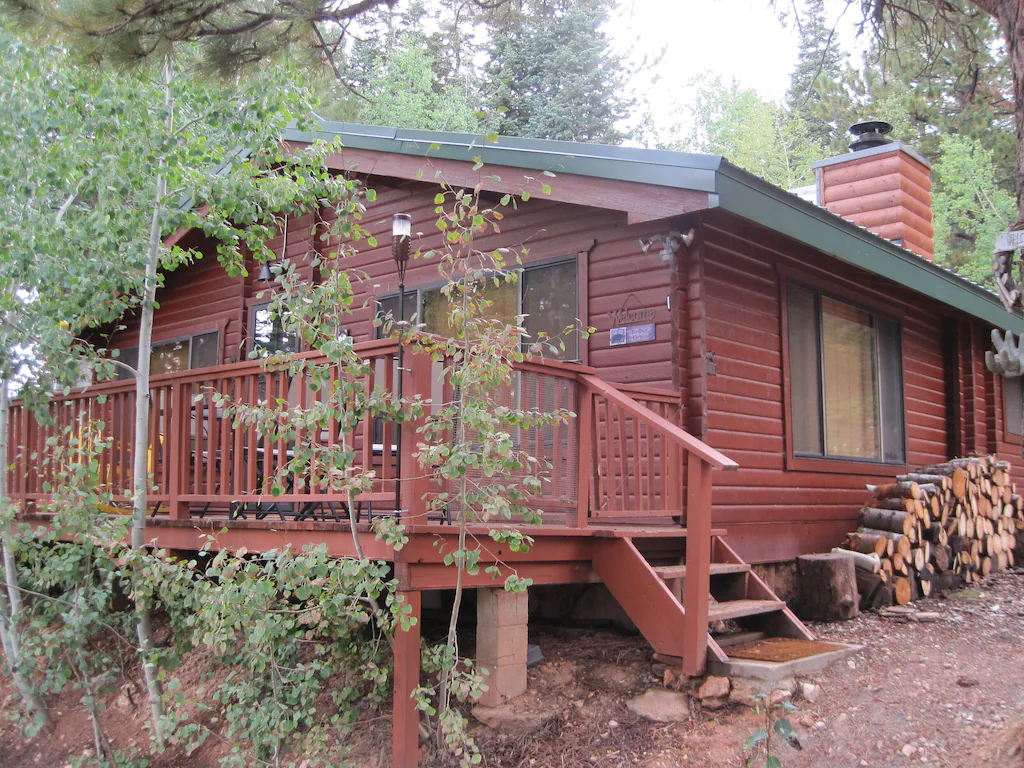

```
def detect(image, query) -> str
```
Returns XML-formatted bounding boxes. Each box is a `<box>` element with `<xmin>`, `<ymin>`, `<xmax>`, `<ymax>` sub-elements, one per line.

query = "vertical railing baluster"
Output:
<box><xmin>575</xmin><ymin>381</ymin><xmax>592</xmax><ymax>528</ymax></box>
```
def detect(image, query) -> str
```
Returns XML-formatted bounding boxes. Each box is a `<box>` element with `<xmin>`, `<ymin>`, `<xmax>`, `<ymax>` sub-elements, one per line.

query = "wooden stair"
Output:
<box><xmin>592</xmin><ymin>529</ymin><xmax>813</xmax><ymax>672</ymax></box>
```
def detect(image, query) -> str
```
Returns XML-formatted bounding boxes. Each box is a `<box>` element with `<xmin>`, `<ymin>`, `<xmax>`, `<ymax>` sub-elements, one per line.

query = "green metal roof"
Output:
<box><xmin>284</xmin><ymin>120</ymin><xmax>1024</xmax><ymax>333</ymax></box>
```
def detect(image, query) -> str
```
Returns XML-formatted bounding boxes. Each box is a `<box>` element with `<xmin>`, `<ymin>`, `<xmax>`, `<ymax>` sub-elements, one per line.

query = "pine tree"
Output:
<box><xmin>785</xmin><ymin>0</ymin><xmax>845</xmax><ymax>149</ymax></box>
<box><xmin>484</xmin><ymin>0</ymin><xmax>631</xmax><ymax>144</ymax></box>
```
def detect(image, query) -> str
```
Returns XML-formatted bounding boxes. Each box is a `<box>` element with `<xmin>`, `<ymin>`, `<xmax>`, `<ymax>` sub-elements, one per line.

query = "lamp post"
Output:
<box><xmin>392</xmin><ymin>213</ymin><xmax>412</xmax><ymax>514</ymax></box>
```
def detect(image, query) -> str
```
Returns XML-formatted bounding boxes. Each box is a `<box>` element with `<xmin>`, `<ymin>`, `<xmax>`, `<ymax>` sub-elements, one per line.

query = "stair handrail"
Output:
<box><xmin>578</xmin><ymin>374</ymin><xmax>738</xmax><ymax>471</ymax></box>
<box><xmin>579</xmin><ymin>372</ymin><xmax>736</xmax><ymax>677</ymax></box>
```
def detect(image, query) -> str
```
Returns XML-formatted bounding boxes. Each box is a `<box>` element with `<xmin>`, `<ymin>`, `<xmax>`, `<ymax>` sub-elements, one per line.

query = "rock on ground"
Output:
<box><xmin>728</xmin><ymin>677</ymin><xmax>794</xmax><ymax>708</ymax></box>
<box><xmin>471</xmin><ymin>702</ymin><xmax>557</xmax><ymax>735</ymax></box>
<box><xmin>626</xmin><ymin>688</ymin><xmax>691</xmax><ymax>722</ymax></box>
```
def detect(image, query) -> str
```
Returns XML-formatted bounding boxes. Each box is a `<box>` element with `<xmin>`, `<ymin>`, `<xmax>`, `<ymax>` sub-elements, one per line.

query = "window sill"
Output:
<box><xmin>786</xmin><ymin>455</ymin><xmax>908</xmax><ymax>476</ymax></box>
<box><xmin>1003</xmin><ymin>431</ymin><xmax>1022</xmax><ymax>446</ymax></box>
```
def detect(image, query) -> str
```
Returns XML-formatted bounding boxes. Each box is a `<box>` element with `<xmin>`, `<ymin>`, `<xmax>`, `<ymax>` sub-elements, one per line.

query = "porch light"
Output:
<box><xmin>257</xmin><ymin>262</ymin><xmax>273</xmax><ymax>282</ymax></box>
<box><xmin>392</xmin><ymin>213</ymin><xmax>412</xmax><ymax>283</ymax></box>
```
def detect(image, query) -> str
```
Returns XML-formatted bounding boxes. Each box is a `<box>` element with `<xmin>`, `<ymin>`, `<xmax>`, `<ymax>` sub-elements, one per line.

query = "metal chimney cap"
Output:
<box><xmin>848</xmin><ymin>120</ymin><xmax>894</xmax><ymax>152</ymax></box>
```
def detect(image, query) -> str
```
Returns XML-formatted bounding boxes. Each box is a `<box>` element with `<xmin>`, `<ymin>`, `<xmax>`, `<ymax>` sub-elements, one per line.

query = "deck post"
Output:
<box><xmin>392</xmin><ymin>590</ymin><xmax>422</xmax><ymax>768</ymax></box>
<box><xmin>399</xmin><ymin>353</ymin><xmax>432</xmax><ymax>531</ymax></box>
<box><xmin>575</xmin><ymin>384</ymin><xmax>592</xmax><ymax>528</ymax></box>
<box><xmin>682</xmin><ymin>456</ymin><xmax>712</xmax><ymax>677</ymax></box>
<box><xmin>167</xmin><ymin>381</ymin><xmax>189</xmax><ymax>520</ymax></box>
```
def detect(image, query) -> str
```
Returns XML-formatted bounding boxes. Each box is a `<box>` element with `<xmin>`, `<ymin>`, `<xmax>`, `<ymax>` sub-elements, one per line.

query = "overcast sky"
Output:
<box><xmin>609</xmin><ymin>0</ymin><xmax>865</xmax><ymax>132</ymax></box>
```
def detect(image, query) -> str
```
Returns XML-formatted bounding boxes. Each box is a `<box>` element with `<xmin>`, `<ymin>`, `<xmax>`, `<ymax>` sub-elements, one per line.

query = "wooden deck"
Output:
<box><xmin>6</xmin><ymin>340</ymin><xmax>772</xmax><ymax>768</ymax></box>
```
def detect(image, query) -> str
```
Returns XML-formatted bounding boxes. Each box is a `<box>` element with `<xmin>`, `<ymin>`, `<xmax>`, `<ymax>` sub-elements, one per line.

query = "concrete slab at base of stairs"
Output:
<box><xmin>706</xmin><ymin>642</ymin><xmax>864</xmax><ymax>682</ymax></box>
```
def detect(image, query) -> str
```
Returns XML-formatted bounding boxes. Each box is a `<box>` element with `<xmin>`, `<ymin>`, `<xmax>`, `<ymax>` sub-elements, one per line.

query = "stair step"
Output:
<box><xmin>652</xmin><ymin>562</ymin><xmax>751</xmax><ymax>579</ymax></box>
<box><xmin>713</xmin><ymin>630</ymin><xmax>767</xmax><ymax>648</ymax></box>
<box><xmin>708</xmin><ymin>599</ymin><xmax>785</xmax><ymax>622</ymax></box>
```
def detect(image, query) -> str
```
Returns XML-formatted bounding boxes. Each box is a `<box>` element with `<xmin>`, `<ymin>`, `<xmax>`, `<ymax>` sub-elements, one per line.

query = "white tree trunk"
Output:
<box><xmin>0</xmin><ymin>380</ymin><xmax>52</xmax><ymax>728</ymax></box>
<box><xmin>130</xmin><ymin>55</ymin><xmax>173</xmax><ymax>746</ymax></box>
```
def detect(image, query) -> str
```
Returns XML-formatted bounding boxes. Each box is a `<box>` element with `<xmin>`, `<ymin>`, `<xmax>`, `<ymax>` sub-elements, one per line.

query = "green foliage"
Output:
<box><xmin>484</xmin><ymin>0</ymin><xmax>631</xmax><ymax>143</ymax></box>
<box><xmin>10</xmin><ymin>416</ymin><xmax>402</xmax><ymax>765</ymax></box>
<box><xmin>744</xmin><ymin>692</ymin><xmax>800</xmax><ymax>767</ymax></box>
<box><xmin>0</xmin><ymin>29</ymin><xmax>355</xmax><ymax>387</ymax></box>
<box><xmin>933</xmin><ymin>133</ymin><xmax>1016</xmax><ymax>286</ymax></box>
<box><xmin>796</xmin><ymin>2</ymin><xmax>1013</xmax><ymax>175</ymax></box>
<box><xmin>13</xmin><ymin>421</ymin><xmax>144</xmax><ymax>764</ymax></box>
<box><xmin>356</xmin><ymin>37</ymin><xmax>480</xmax><ymax>133</ymax></box>
<box><xmin>665</xmin><ymin>74</ymin><xmax>827</xmax><ymax>189</ymax></box>
<box><xmin>182</xmin><ymin>544</ymin><xmax>397</xmax><ymax>767</ymax></box>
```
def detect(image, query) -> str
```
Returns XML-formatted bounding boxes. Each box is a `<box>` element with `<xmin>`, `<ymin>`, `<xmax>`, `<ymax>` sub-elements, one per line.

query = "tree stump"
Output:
<box><xmin>795</xmin><ymin>552</ymin><xmax>860</xmax><ymax>621</ymax></box>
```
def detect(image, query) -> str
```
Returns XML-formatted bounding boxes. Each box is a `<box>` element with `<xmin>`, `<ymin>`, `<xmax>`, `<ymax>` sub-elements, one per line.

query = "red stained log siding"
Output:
<box><xmin>115</xmin><ymin>182</ymin><xmax>682</xmax><ymax>390</ymax></box>
<box><xmin>699</xmin><ymin>214</ymin><xmax>950</xmax><ymax>563</ymax></box>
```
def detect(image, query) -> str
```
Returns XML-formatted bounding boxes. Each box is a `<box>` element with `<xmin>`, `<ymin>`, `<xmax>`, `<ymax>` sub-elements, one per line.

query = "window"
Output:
<box><xmin>251</xmin><ymin>302</ymin><xmax>300</xmax><ymax>357</ymax></box>
<box><xmin>115</xmin><ymin>330</ymin><xmax>220</xmax><ymax>380</ymax></box>
<box><xmin>787</xmin><ymin>282</ymin><xmax>905</xmax><ymax>464</ymax></box>
<box><xmin>376</xmin><ymin>259</ymin><xmax>579</xmax><ymax>361</ymax></box>
<box><xmin>1005</xmin><ymin>375</ymin><xmax>1023</xmax><ymax>437</ymax></box>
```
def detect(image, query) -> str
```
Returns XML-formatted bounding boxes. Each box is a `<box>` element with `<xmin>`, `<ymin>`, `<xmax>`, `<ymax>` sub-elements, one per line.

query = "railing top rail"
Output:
<box><xmin>10</xmin><ymin>338</ymin><xmax>403</xmax><ymax>406</ymax></box>
<box><xmin>512</xmin><ymin>355</ymin><xmax>597</xmax><ymax>379</ymax></box>
<box><xmin>580</xmin><ymin>373</ymin><xmax>738</xmax><ymax>471</ymax></box>
<box><xmin>612</xmin><ymin>382</ymin><xmax>683</xmax><ymax>404</ymax></box>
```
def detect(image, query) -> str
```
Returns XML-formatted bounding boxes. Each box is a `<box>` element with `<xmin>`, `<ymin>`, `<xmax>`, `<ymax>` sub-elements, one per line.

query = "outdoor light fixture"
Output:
<box><xmin>257</xmin><ymin>262</ymin><xmax>273</xmax><ymax>281</ymax></box>
<box><xmin>638</xmin><ymin>229</ymin><xmax>695</xmax><ymax>263</ymax></box>
<box><xmin>391</xmin><ymin>212</ymin><xmax>413</xmax><ymax>515</ymax></box>
<box><xmin>392</xmin><ymin>213</ymin><xmax>412</xmax><ymax>283</ymax></box>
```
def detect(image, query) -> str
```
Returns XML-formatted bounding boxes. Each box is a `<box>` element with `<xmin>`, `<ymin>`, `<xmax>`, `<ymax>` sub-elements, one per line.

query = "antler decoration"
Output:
<box><xmin>994</xmin><ymin>247</ymin><xmax>1023</xmax><ymax>311</ymax></box>
<box><xmin>986</xmin><ymin>329</ymin><xmax>1024</xmax><ymax>377</ymax></box>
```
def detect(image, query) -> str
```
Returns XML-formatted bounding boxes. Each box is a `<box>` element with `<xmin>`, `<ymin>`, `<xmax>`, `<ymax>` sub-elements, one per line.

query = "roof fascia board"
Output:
<box><xmin>714</xmin><ymin>165</ymin><xmax>1024</xmax><ymax>333</ymax></box>
<box><xmin>285</xmin><ymin>122</ymin><xmax>721</xmax><ymax>193</ymax></box>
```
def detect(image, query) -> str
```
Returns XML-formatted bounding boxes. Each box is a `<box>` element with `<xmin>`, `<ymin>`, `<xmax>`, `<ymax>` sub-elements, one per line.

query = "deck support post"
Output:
<box><xmin>682</xmin><ymin>456</ymin><xmax>712</xmax><ymax>677</ymax></box>
<box><xmin>476</xmin><ymin>587</ymin><xmax>529</xmax><ymax>706</ymax></box>
<box><xmin>393</xmin><ymin>590</ymin><xmax>422</xmax><ymax>768</ymax></box>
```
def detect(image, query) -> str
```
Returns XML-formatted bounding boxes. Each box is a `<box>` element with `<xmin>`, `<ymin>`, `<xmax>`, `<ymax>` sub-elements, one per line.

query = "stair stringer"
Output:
<box><xmin>712</xmin><ymin>536</ymin><xmax>814</xmax><ymax>642</ymax></box>
<box><xmin>592</xmin><ymin>537</ymin><xmax>727</xmax><ymax>663</ymax></box>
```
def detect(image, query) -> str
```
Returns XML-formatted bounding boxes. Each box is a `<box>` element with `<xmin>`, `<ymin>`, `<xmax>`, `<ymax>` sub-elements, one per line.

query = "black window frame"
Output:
<box><xmin>786</xmin><ymin>280</ymin><xmax>907</xmax><ymax>466</ymax></box>
<box><xmin>249</xmin><ymin>301</ymin><xmax>301</xmax><ymax>357</ymax></box>
<box><xmin>115</xmin><ymin>329</ymin><xmax>221</xmax><ymax>380</ymax></box>
<box><xmin>374</xmin><ymin>256</ymin><xmax>580</xmax><ymax>361</ymax></box>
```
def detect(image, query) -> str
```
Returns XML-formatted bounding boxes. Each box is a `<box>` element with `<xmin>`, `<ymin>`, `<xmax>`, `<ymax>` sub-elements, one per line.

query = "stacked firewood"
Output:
<box><xmin>838</xmin><ymin>456</ymin><xmax>1024</xmax><ymax>609</ymax></box>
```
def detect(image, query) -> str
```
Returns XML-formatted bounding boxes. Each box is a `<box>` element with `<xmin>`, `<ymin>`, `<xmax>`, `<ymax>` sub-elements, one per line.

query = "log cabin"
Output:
<box><xmin>9</xmin><ymin>120</ymin><xmax>1024</xmax><ymax>766</ymax></box>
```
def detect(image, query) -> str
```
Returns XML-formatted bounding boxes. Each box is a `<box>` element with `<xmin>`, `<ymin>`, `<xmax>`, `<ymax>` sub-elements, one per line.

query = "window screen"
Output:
<box><xmin>1005</xmin><ymin>375</ymin><xmax>1023</xmax><ymax>436</ymax></box>
<box><xmin>150</xmin><ymin>339</ymin><xmax>190</xmax><ymax>376</ymax></box>
<box><xmin>382</xmin><ymin>259</ymin><xmax>580</xmax><ymax>360</ymax></box>
<box><xmin>522</xmin><ymin>260</ymin><xmax>577</xmax><ymax>360</ymax></box>
<box><xmin>190</xmin><ymin>331</ymin><xmax>220</xmax><ymax>368</ymax></box>
<box><xmin>787</xmin><ymin>281</ymin><xmax>904</xmax><ymax>463</ymax></box>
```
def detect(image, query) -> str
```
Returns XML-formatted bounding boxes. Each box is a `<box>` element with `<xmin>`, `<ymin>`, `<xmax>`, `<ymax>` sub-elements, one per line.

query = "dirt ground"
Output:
<box><xmin>3</xmin><ymin>570</ymin><xmax>1024</xmax><ymax>767</ymax></box>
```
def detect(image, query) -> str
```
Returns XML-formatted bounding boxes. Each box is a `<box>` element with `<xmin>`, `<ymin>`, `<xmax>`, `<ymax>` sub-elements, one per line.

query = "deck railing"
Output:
<box><xmin>8</xmin><ymin>343</ymin><xmax>736</xmax><ymax>529</ymax></box>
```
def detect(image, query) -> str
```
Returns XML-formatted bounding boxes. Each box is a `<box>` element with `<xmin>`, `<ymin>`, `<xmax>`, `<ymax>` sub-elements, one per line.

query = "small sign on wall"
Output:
<box><xmin>610</xmin><ymin>323</ymin><xmax>656</xmax><ymax>346</ymax></box>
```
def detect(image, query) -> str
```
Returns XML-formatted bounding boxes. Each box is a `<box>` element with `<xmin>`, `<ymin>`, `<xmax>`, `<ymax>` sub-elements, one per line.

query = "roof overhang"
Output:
<box><xmin>284</xmin><ymin>121</ymin><xmax>1024</xmax><ymax>335</ymax></box>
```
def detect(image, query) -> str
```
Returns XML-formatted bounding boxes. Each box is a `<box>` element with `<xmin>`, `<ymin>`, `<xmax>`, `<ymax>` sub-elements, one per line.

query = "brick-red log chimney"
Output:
<box><xmin>812</xmin><ymin>121</ymin><xmax>934</xmax><ymax>261</ymax></box>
